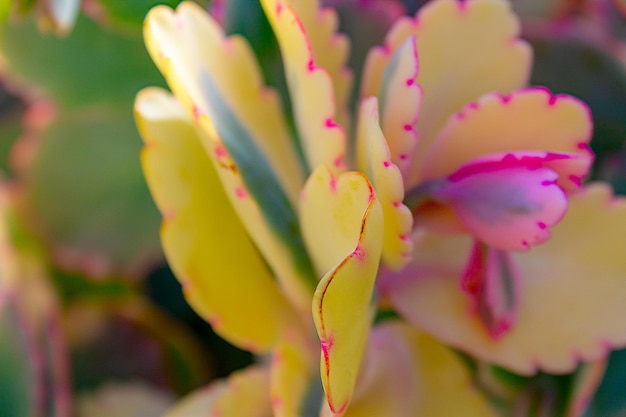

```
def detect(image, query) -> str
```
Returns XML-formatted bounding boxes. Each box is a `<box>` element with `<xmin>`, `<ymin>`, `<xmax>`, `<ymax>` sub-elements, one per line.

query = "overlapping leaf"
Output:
<box><xmin>301</xmin><ymin>166</ymin><xmax>383</xmax><ymax>415</ymax></box>
<box><xmin>137</xmin><ymin>87</ymin><xmax>301</xmax><ymax>353</ymax></box>
<box><xmin>387</xmin><ymin>184</ymin><xmax>626</xmax><ymax>375</ymax></box>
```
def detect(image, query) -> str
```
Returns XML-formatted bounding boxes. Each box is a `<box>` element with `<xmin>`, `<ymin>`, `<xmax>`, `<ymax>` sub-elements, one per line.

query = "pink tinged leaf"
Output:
<box><xmin>385</xmin><ymin>184</ymin><xmax>626</xmax><ymax>374</ymax></box>
<box><xmin>421</xmin><ymin>88</ymin><xmax>594</xmax><ymax>191</ymax></box>
<box><xmin>302</xmin><ymin>166</ymin><xmax>384</xmax><ymax>414</ymax></box>
<box><xmin>461</xmin><ymin>241</ymin><xmax>522</xmax><ymax>339</ymax></box>
<box><xmin>289</xmin><ymin>0</ymin><xmax>353</xmax><ymax>132</ymax></box>
<box><xmin>143</xmin><ymin>3</ymin><xmax>320</xmax><ymax>312</ymax></box>
<box><xmin>261</xmin><ymin>0</ymin><xmax>347</xmax><ymax>173</ymax></box>
<box><xmin>355</xmin><ymin>97</ymin><xmax>413</xmax><ymax>270</ymax></box>
<box><xmin>362</xmin><ymin>0</ymin><xmax>533</xmax><ymax>189</ymax></box>
<box><xmin>144</xmin><ymin>2</ymin><xmax>304</xmax><ymax>206</ymax></box>
<box><xmin>431</xmin><ymin>161</ymin><xmax>568</xmax><ymax>251</ymax></box>
<box><xmin>136</xmin><ymin>88</ymin><xmax>303</xmax><ymax>352</ymax></box>
<box><xmin>377</xmin><ymin>35</ymin><xmax>422</xmax><ymax>172</ymax></box>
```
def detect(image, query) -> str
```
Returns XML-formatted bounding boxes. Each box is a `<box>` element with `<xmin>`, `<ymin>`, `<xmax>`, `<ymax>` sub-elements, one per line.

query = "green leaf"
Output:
<box><xmin>23</xmin><ymin>105</ymin><xmax>162</xmax><ymax>277</ymax></box>
<box><xmin>0</xmin><ymin>13</ymin><xmax>166</xmax><ymax>108</ymax></box>
<box><xmin>95</xmin><ymin>0</ymin><xmax>189</xmax><ymax>29</ymax></box>
<box><xmin>0</xmin><ymin>13</ymin><xmax>166</xmax><ymax>276</ymax></box>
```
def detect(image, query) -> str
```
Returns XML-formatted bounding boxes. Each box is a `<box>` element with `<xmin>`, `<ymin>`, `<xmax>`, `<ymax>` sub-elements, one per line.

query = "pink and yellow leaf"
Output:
<box><xmin>355</xmin><ymin>97</ymin><xmax>413</xmax><ymax>270</ymax></box>
<box><xmin>421</xmin><ymin>88</ymin><xmax>594</xmax><ymax>190</ymax></box>
<box><xmin>287</xmin><ymin>0</ymin><xmax>353</xmax><ymax>131</ymax></box>
<box><xmin>261</xmin><ymin>0</ymin><xmax>347</xmax><ymax>172</ymax></box>
<box><xmin>386</xmin><ymin>184</ymin><xmax>626</xmax><ymax>374</ymax></box>
<box><xmin>136</xmin><ymin>87</ymin><xmax>301</xmax><ymax>353</ymax></box>
<box><xmin>144</xmin><ymin>2</ymin><xmax>304</xmax><ymax>205</ymax></box>
<box><xmin>375</xmin><ymin>35</ymin><xmax>422</xmax><ymax>172</ymax></box>
<box><xmin>361</xmin><ymin>0</ymin><xmax>532</xmax><ymax>188</ymax></box>
<box><xmin>301</xmin><ymin>166</ymin><xmax>384</xmax><ymax>414</ymax></box>
<box><xmin>270</xmin><ymin>334</ymin><xmax>319</xmax><ymax>417</ymax></box>
<box><xmin>144</xmin><ymin>5</ymin><xmax>318</xmax><ymax>312</ymax></box>
<box><xmin>432</xmin><ymin>164</ymin><xmax>568</xmax><ymax>251</ymax></box>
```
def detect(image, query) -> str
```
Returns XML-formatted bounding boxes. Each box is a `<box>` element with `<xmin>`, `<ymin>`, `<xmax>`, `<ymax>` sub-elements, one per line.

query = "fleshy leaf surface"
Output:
<box><xmin>163</xmin><ymin>367</ymin><xmax>272</xmax><ymax>417</ymax></box>
<box><xmin>361</xmin><ymin>0</ymin><xmax>532</xmax><ymax>188</ymax></box>
<box><xmin>302</xmin><ymin>166</ymin><xmax>384</xmax><ymax>414</ymax></box>
<box><xmin>288</xmin><ymin>0</ymin><xmax>353</xmax><ymax>131</ymax></box>
<box><xmin>355</xmin><ymin>97</ymin><xmax>412</xmax><ymax>270</ymax></box>
<box><xmin>270</xmin><ymin>335</ymin><xmax>320</xmax><ymax>417</ymax></box>
<box><xmin>342</xmin><ymin>321</ymin><xmax>497</xmax><ymax>417</ymax></box>
<box><xmin>376</xmin><ymin>35</ymin><xmax>422</xmax><ymax>172</ymax></box>
<box><xmin>432</xmin><ymin>163</ymin><xmax>568</xmax><ymax>251</ymax></box>
<box><xmin>137</xmin><ymin>87</ymin><xmax>300</xmax><ymax>353</ymax></box>
<box><xmin>144</xmin><ymin>1</ymin><xmax>304</xmax><ymax>205</ymax></box>
<box><xmin>261</xmin><ymin>0</ymin><xmax>347</xmax><ymax>172</ymax></box>
<box><xmin>460</xmin><ymin>242</ymin><xmax>523</xmax><ymax>338</ymax></box>
<box><xmin>144</xmin><ymin>4</ymin><xmax>317</xmax><ymax>312</ymax></box>
<box><xmin>386</xmin><ymin>184</ymin><xmax>626</xmax><ymax>374</ymax></box>
<box><xmin>421</xmin><ymin>88</ymin><xmax>594</xmax><ymax>190</ymax></box>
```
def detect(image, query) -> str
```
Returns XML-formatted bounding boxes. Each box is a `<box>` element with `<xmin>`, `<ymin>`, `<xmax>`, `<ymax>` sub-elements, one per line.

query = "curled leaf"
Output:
<box><xmin>301</xmin><ymin>166</ymin><xmax>384</xmax><ymax>414</ymax></box>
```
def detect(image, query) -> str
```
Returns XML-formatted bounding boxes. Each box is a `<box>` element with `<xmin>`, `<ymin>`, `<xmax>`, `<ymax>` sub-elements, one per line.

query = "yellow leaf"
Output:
<box><xmin>163</xmin><ymin>367</ymin><xmax>272</xmax><ymax>417</ymax></box>
<box><xmin>345</xmin><ymin>321</ymin><xmax>497</xmax><ymax>417</ymax></box>
<box><xmin>137</xmin><ymin>87</ymin><xmax>301</xmax><ymax>352</ymax></box>
<box><xmin>301</xmin><ymin>166</ymin><xmax>384</xmax><ymax>414</ymax></box>
<box><xmin>144</xmin><ymin>2</ymin><xmax>304</xmax><ymax>206</ymax></box>
<box><xmin>261</xmin><ymin>0</ymin><xmax>347</xmax><ymax>173</ymax></box>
